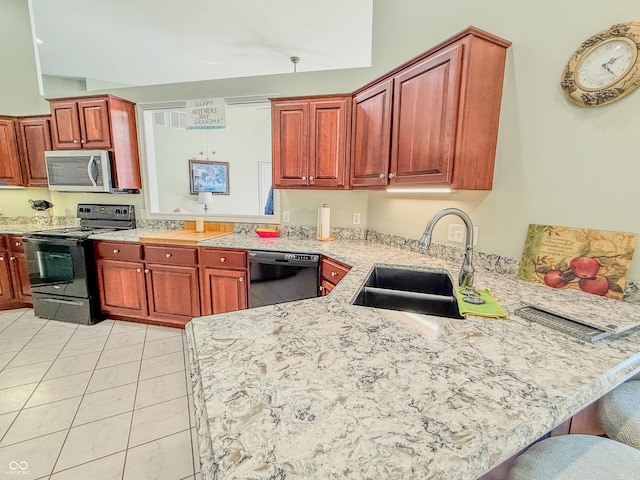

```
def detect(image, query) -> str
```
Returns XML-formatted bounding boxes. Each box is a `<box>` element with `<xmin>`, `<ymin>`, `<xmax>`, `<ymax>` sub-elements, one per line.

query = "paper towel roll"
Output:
<box><xmin>318</xmin><ymin>204</ymin><xmax>330</xmax><ymax>239</ymax></box>
<box><xmin>195</xmin><ymin>217</ymin><xmax>205</xmax><ymax>233</ymax></box>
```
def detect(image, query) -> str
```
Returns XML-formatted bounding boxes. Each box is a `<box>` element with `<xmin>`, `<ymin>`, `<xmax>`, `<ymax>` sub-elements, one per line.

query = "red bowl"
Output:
<box><xmin>255</xmin><ymin>228</ymin><xmax>280</xmax><ymax>238</ymax></box>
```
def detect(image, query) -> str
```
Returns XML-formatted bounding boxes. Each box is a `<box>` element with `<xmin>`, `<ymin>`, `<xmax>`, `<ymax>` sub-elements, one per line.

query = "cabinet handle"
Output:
<box><xmin>388</xmin><ymin>173</ymin><xmax>395</xmax><ymax>179</ymax></box>
<box><xmin>113</xmin><ymin>249</ymin><xmax>119</xmax><ymax>254</ymax></box>
<box><xmin>379</xmin><ymin>173</ymin><xmax>385</xmax><ymax>178</ymax></box>
<box><xmin>144</xmin><ymin>268</ymin><xmax>149</xmax><ymax>273</ymax></box>
<box><xmin>136</xmin><ymin>268</ymin><xmax>142</xmax><ymax>273</ymax></box>
<box><xmin>309</xmin><ymin>175</ymin><xmax>314</xmax><ymax>181</ymax></box>
<box><xmin>15</xmin><ymin>242</ymin><xmax>21</xmax><ymax>247</ymax></box>
<box><xmin>219</xmin><ymin>257</ymin><xmax>226</xmax><ymax>262</ymax></box>
<box><xmin>239</xmin><ymin>277</ymin><xmax>244</xmax><ymax>282</ymax></box>
<box><xmin>165</xmin><ymin>253</ymin><xmax>172</xmax><ymax>258</ymax></box>
<box><xmin>301</xmin><ymin>176</ymin><xmax>307</xmax><ymax>181</ymax></box>
<box><xmin>331</xmin><ymin>271</ymin><xmax>338</xmax><ymax>277</ymax></box>
<box><xmin>73</xmin><ymin>139</ymin><xmax>79</xmax><ymax>144</ymax></box>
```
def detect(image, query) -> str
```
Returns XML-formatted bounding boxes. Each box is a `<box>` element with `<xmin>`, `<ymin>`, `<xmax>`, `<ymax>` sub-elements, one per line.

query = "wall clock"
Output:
<box><xmin>561</xmin><ymin>22</ymin><xmax>640</xmax><ymax>107</ymax></box>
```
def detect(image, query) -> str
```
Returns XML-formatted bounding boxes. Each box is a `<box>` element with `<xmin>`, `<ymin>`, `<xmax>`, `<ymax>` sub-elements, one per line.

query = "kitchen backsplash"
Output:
<box><xmin>3</xmin><ymin>216</ymin><xmax>639</xmax><ymax>304</ymax></box>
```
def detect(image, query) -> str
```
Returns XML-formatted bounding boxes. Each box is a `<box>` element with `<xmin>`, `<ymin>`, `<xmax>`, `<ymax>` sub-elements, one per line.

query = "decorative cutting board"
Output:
<box><xmin>139</xmin><ymin>222</ymin><xmax>233</xmax><ymax>245</ymax></box>
<box><xmin>518</xmin><ymin>224</ymin><xmax>637</xmax><ymax>300</ymax></box>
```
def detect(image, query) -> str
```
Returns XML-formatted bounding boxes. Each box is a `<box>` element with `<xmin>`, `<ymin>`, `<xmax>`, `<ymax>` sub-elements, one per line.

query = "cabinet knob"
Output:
<box><xmin>379</xmin><ymin>173</ymin><xmax>385</xmax><ymax>178</ymax></box>
<box><xmin>0</xmin><ymin>256</ymin><xmax>3</xmax><ymax>261</ymax></box>
<box><xmin>301</xmin><ymin>176</ymin><xmax>307</xmax><ymax>181</ymax></box>
<box><xmin>9</xmin><ymin>256</ymin><xmax>15</xmax><ymax>261</ymax></box>
<box><xmin>331</xmin><ymin>271</ymin><xmax>338</xmax><ymax>277</ymax></box>
<box><xmin>113</xmin><ymin>249</ymin><xmax>119</xmax><ymax>254</ymax></box>
<box><xmin>239</xmin><ymin>277</ymin><xmax>244</xmax><ymax>282</ymax></box>
<box><xmin>73</xmin><ymin>139</ymin><xmax>79</xmax><ymax>144</ymax></box>
<box><xmin>219</xmin><ymin>257</ymin><xmax>226</xmax><ymax>262</ymax></box>
<box><xmin>15</xmin><ymin>242</ymin><xmax>21</xmax><ymax>247</ymax></box>
<box><xmin>136</xmin><ymin>268</ymin><xmax>142</xmax><ymax>273</ymax></box>
<box><xmin>165</xmin><ymin>253</ymin><xmax>172</xmax><ymax>258</ymax></box>
<box><xmin>309</xmin><ymin>175</ymin><xmax>314</xmax><ymax>181</ymax></box>
<box><xmin>144</xmin><ymin>268</ymin><xmax>149</xmax><ymax>274</ymax></box>
<box><xmin>80</xmin><ymin>139</ymin><xmax>86</xmax><ymax>144</ymax></box>
<box><xmin>319</xmin><ymin>285</ymin><xmax>325</xmax><ymax>292</ymax></box>
<box><xmin>388</xmin><ymin>173</ymin><xmax>395</xmax><ymax>179</ymax></box>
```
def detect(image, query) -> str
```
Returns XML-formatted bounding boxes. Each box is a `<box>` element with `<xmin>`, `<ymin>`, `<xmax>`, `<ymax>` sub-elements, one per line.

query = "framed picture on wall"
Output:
<box><xmin>189</xmin><ymin>160</ymin><xmax>230</xmax><ymax>195</ymax></box>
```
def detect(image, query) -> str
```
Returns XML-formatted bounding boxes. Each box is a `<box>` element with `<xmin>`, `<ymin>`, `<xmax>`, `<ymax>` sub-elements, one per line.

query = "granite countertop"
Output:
<box><xmin>76</xmin><ymin>229</ymin><xmax>640</xmax><ymax>478</ymax></box>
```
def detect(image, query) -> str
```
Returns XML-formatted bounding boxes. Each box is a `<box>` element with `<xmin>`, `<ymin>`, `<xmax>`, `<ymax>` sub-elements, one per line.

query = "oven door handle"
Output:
<box><xmin>23</xmin><ymin>237</ymin><xmax>82</xmax><ymax>246</ymax></box>
<box><xmin>39</xmin><ymin>298</ymin><xmax>84</xmax><ymax>306</ymax></box>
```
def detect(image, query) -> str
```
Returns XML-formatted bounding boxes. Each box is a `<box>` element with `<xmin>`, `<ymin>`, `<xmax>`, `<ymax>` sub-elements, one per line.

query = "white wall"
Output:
<box><xmin>2</xmin><ymin>0</ymin><xmax>640</xmax><ymax>281</ymax></box>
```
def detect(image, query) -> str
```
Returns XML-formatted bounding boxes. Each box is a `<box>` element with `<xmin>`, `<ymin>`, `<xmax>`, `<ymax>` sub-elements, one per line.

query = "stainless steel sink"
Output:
<box><xmin>353</xmin><ymin>266</ymin><xmax>463</xmax><ymax>319</ymax></box>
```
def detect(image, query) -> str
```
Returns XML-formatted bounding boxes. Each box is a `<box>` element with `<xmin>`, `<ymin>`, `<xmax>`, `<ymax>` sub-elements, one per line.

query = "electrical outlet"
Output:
<box><xmin>448</xmin><ymin>224</ymin><xmax>479</xmax><ymax>245</ymax></box>
<box><xmin>352</xmin><ymin>212</ymin><xmax>361</xmax><ymax>225</ymax></box>
<box><xmin>282</xmin><ymin>211</ymin><xmax>290</xmax><ymax>222</ymax></box>
<box><xmin>448</xmin><ymin>224</ymin><xmax>465</xmax><ymax>243</ymax></box>
<box><xmin>0</xmin><ymin>204</ymin><xmax>3</xmax><ymax>216</ymax></box>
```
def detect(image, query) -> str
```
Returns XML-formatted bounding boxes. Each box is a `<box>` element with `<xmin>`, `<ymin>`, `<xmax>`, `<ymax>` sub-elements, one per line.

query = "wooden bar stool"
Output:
<box><xmin>598</xmin><ymin>380</ymin><xmax>640</xmax><ymax>449</ymax></box>
<box><xmin>508</xmin><ymin>434</ymin><xmax>640</xmax><ymax>479</ymax></box>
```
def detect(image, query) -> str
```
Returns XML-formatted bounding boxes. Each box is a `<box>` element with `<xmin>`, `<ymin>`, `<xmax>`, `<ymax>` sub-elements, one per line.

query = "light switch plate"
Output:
<box><xmin>448</xmin><ymin>224</ymin><xmax>478</xmax><ymax>245</ymax></box>
<box><xmin>283</xmin><ymin>211</ymin><xmax>290</xmax><ymax>222</ymax></box>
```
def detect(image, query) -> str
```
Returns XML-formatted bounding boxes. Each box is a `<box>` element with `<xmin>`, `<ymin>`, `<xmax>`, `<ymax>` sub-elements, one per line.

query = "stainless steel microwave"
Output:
<box><xmin>45</xmin><ymin>150</ymin><xmax>112</xmax><ymax>193</ymax></box>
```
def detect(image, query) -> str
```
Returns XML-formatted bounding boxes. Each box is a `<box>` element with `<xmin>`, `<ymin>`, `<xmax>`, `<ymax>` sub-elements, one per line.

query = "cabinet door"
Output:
<box><xmin>390</xmin><ymin>44</ymin><xmax>463</xmax><ymax>185</ymax></box>
<box><xmin>77</xmin><ymin>98</ymin><xmax>112</xmax><ymax>149</ymax></box>
<box><xmin>309</xmin><ymin>98</ymin><xmax>350</xmax><ymax>188</ymax></box>
<box><xmin>145</xmin><ymin>264</ymin><xmax>200</xmax><ymax>324</ymax></box>
<box><xmin>8</xmin><ymin>253</ymin><xmax>31</xmax><ymax>303</ymax></box>
<box><xmin>272</xmin><ymin>101</ymin><xmax>309</xmax><ymax>187</ymax></box>
<box><xmin>0</xmin><ymin>253</ymin><xmax>14</xmax><ymax>307</ymax></box>
<box><xmin>0</xmin><ymin>118</ymin><xmax>24</xmax><ymax>186</ymax></box>
<box><xmin>50</xmin><ymin>101</ymin><xmax>82</xmax><ymax>149</ymax></box>
<box><xmin>202</xmin><ymin>268</ymin><xmax>247</xmax><ymax>315</ymax></box>
<box><xmin>350</xmin><ymin>80</ymin><xmax>393</xmax><ymax>187</ymax></box>
<box><xmin>19</xmin><ymin>116</ymin><xmax>52</xmax><ymax>187</ymax></box>
<box><xmin>96</xmin><ymin>259</ymin><xmax>148</xmax><ymax>317</ymax></box>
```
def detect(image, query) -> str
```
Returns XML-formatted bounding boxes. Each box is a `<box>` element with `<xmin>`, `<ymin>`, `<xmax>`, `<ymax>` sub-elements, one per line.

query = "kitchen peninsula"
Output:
<box><xmin>88</xmin><ymin>229</ymin><xmax>640</xmax><ymax>479</ymax></box>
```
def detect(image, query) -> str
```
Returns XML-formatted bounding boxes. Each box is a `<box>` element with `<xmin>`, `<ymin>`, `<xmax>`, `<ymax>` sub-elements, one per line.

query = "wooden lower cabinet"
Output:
<box><xmin>96</xmin><ymin>259</ymin><xmax>148</xmax><ymax>318</ymax></box>
<box><xmin>319</xmin><ymin>256</ymin><xmax>351</xmax><ymax>296</ymax></box>
<box><xmin>0</xmin><ymin>234</ymin><xmax>32</xmax><ymax>310</ymax></box>
<box><xmin>200</xmin><ymin>248</ymin><xmax>248</xmax><ymax>315</ymax></box>
<box><xmin>145</xmin><ymin>264</ymin><xmax>200</xmax><ymax>322</ymax></box>
<box><xmin>201</xmin><ymin>268</ymin><xmax>247</xmax><ymax>314</ymax></box>
<box><xmin>94</xmin><ymin>241</ymin><xmax>249</xmax><ymax>328</ymax></box>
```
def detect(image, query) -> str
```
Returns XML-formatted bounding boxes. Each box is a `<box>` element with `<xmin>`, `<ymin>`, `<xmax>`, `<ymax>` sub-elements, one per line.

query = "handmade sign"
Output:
<box><xmin>518</xmin><ymin>224</ymin><xmax>637</xmax><ymax>300</ymax></box>
<box><xmin>186</xmin><ymin>98</ymin><xmax>226</xmax><ymax>129</ymax></box>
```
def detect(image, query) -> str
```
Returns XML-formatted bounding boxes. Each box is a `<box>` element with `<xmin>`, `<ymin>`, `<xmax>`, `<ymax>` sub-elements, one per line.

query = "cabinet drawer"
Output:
<box><xmin>95</xmin><ymin>241</ymin><xmax>142</xmax><ymax>262</ymax></box>
<box><xmin>201</xmin><ymin>248</ymin><xmax>247</xmax><ymax>270</ymax></box>
<box><xmin>321</xmin><ymin>257</ymin><xmax>351</xmax><ymax>285</ymax></box>
<box><xmin>144</xmin><ymin>245</ymin><xmax>198</xmax><ymax>266</ymax></box>
<box><xmin>8</xmin><ymin>235</ymin><xmax>25</xmax><ymax>254</ymax></box>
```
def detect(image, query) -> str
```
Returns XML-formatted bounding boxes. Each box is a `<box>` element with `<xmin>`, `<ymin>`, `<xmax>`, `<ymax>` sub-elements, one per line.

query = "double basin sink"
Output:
<box><xmin>353</xmin><ymin>266</ymin><xmax>462</xmax><ymax>319</ymax></box>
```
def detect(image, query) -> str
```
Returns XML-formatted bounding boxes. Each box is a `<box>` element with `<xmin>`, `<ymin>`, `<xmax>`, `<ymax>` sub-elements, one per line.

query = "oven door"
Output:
<box><xmin>22</xmin><ymin>236</ymin><xmax>92</xmax><ymax>299</ymax></box>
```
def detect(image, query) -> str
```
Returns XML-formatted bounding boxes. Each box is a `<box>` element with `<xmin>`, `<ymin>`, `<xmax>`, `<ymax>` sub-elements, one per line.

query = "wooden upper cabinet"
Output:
<box><xmin>351</xmin><ymin>26</ymin><xmax>511</xmax><ymax>190</ymax></box>
<box><xmin>0</xmin><ymin>117</ymin><xmax>24</xmax><ymax>186</ymax></box>
<box><xmin>18</xmin><ymin>115</ymin><xmax>52</xmax><ymax>187</ymax></box>
<box><xmin>272</xmin><ymin>95</ymin><xmax>351</xmax><ymax>189</ymax></box>
<box><xmin>390</xmin><ymin>44</ymin><xmax>463</xmax><ymax>186</ymax></box>
<box><xmin>47</xmin><ymin>94</ymin><xmax>142</xmax><ymax>190</ymax></box>
<box><xmin>350</xmin><ymin>80</ymin><xmax>393</xmax><ymax>187</ymax></box>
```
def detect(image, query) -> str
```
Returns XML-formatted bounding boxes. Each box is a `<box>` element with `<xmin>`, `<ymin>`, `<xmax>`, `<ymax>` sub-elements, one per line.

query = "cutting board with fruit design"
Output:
<box><xmin>518</xmin><ymin>224</ymin><xmax>637</xmax><ymax>300</ymax></box>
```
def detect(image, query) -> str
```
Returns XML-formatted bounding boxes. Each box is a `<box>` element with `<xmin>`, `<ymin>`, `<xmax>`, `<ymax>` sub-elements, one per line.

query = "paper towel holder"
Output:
<box><xmin>316</xmin><ymin>203</ymin><xmax>335</xmax><ymax>241</ymax></box>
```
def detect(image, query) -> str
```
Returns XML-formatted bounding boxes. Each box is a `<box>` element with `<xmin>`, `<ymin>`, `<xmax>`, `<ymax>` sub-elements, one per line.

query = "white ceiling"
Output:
<box><xmin>30</xmin><ymin>0</ymin><xmax>373</xmax><ymax>88</ymax></box>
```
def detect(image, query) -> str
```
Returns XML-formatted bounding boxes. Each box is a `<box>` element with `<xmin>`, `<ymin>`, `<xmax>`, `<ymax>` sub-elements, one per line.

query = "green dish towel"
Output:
<box><xmin>454</xmin><ymin>287</ymin><xmax>508</xmax><ymax>318</ymax></box>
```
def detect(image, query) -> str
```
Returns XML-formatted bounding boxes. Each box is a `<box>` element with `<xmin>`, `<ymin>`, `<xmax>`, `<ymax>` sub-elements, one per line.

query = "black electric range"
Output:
<box><xmin>22</xmin><ymin>204</ymin><xmax>136</xmax><ymax>324</ymax></box>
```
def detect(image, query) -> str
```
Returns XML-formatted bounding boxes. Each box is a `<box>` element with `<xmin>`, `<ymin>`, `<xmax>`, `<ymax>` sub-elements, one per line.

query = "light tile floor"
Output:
<box><xmin>0</xmin><ymin>308</ymin><xmax>201</xmax><ymax>480</ymax></box>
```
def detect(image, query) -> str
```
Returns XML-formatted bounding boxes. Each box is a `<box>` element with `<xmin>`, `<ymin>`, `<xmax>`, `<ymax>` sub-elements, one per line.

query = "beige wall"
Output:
<box><xmin>2</xmin><ymin>0</ymin><xmax>640</xmax><ymax>280</ymax></box>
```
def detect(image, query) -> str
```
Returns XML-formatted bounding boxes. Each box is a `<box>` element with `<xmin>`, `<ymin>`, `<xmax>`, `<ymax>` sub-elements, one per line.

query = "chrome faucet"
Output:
<box><xmin>418</xmin><ymin>208</ymin><xmax>480</xmax><ymax>299</ymax></box>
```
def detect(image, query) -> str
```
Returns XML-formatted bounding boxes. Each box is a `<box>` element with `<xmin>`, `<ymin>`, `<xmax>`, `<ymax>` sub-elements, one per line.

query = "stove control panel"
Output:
<box><xmin>77</xmin><ymin>204</ymin><xmax>136</xmax><ymax>221</ymax></box>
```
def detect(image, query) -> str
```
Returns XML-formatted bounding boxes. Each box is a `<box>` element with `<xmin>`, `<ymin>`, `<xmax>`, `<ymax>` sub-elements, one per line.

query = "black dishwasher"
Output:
<box><xmin>248</xmin><ymin>251</ymin><xmax>320</xmax><ymax>308</ymax></box>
